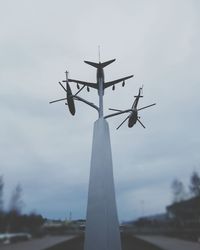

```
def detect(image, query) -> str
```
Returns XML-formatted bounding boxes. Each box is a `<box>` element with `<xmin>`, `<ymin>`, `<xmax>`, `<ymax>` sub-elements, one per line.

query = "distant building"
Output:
<box><xmin>122</xmin><ymin>213</ymin><xmax>169</xmax><ymax>230</ymax></box>
<box><xmin>166</xmin><ymin>196</ymin><xmax>200</xmax><ymax>224</ymax></box>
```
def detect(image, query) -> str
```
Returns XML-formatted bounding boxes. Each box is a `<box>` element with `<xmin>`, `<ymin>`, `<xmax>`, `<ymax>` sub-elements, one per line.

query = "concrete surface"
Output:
<box><xmin>137</xmin><ymin>235</ymin><xmax>200</xmax><ymax>250</ymax></box>
<box><xmin>0</xmin><ymin>235</ymin><xmax>75</xmax><ymax>250</ymax></box>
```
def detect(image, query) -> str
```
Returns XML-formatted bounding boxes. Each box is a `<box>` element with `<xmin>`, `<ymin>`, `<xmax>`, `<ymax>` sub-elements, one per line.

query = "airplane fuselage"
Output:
<box><xmin>97</xmin><ymin>66</ymin><xmax>105</xmax><ymax>117</ymax></box>
<box><xmin>97</xmin><ymin>67</ymin><xmax>105</xmax><ymax>94</ymax></box>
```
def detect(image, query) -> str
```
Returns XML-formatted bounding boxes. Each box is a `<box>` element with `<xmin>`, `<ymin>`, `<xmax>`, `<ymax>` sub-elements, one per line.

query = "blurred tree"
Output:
<box><xmin>0</xmin><ymin>175</ymin><xmax>3</xmax><ymax>212</ymax></box>
<box><xmin>9</xmin><ymin>184</ymin><xmax>24</xmax><ymax>214</ymax></box>
<box><xmin>0</xmin><ymin>175</ymin><xmax>4</xmax><ymax>232</ymax></box>
<box><xmin>189</xmin><ymin>171</ymin><xmax>200</xmax><ymax>197</ymax></box>
<box><xmin>8</xmin><ymin>184</ymin><xmax>24</xmax><ymax>232</ymax></box>
<box><xmin>171</xmin><ymin>179</ymin><xmax>186</xmax><ymax>203</ymax></box>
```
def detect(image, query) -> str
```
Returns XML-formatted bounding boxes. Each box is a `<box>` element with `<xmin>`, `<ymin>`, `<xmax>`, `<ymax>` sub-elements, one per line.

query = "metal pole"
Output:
<box><xmin>98</xmin><ymin>78</ymin><xmax>104</xmax><ymax>118</ymax></box>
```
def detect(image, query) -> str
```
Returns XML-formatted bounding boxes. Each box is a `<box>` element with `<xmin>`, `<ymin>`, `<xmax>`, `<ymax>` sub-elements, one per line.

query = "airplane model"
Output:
<box><xmin>64</xmin><ymin>59</ymin><xmax>133</xmax><ymax>93</ymax></box>
<box><xmin>104</xmin><ymin>87</ymin><xmax>156</xmax><ymax>129</ymax></box>
<box><xmin>50</xmin><ymin>59</ymin><xmax>133</xmax><ymax>117</ymax></box>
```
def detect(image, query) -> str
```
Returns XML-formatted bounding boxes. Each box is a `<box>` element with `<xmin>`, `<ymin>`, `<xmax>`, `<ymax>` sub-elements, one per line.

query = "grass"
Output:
<box><xmin>45</xmin><ymin>232</ymin><xmax>163</xmax><ymax>250</ymax></box>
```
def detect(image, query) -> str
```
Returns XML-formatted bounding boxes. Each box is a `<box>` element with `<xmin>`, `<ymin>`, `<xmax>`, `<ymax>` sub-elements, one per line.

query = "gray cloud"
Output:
<box><xmin>0</xmin><ymin>0</ymin><xmax>200</xmax><ymax>221</ymax></box>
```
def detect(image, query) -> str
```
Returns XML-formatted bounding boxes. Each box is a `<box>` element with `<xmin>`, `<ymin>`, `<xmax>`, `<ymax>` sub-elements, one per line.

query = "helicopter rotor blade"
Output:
<box><xmin>49</xmin><ymin>98</ymin><xmax>67</xmax><ymax>104</ymax></box>
<box><xmin>58</xmin><ymin>81</ymin><xmax>67</xmax><ymax>93</ymax></box>
<box><xmin>74</xmin><ymin>85</ymin><xmax>86</xmax><ymax>97</ymax></box>
<box><xmin>59</xmin><ymin>81</ymin><xmax>85</xmax><ymax>98</ymax></box>
<box><xmin>109</xmin><ymin>108</ymin><xmax>123</xmax><ymax>112</ymax></box>
<box><xmin>137</xmin><ymin>103</ymin><xmax>156</xmax><ymax>111</ymax></box>
<box><xmin>137</xmin><ymin>118</ymin><xmax>146</xmax><ymax>128</ymax></box>
<box><xmin>116</xmin><ymin>116</ymin><xmax>129</xmax><ymax>130</ymax></box>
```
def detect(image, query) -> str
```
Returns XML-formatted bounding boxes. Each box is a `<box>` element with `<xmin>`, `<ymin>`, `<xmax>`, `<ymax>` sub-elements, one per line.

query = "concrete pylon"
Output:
<box><xmin>84</xmin><ymin>118</ymin><xmax>121</xmax><ymax>250</ymax></box>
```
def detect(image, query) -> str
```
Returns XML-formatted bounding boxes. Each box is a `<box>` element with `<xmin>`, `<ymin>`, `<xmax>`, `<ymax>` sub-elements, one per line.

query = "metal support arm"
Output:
<box><xmin>74</xmin><ymin>95</ymin><xmax>99</xmax><ymax>112</ymax></box>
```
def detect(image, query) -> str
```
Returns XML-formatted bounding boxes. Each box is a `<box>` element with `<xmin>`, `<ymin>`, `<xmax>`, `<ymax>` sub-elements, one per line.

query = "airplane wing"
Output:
<box><xmin>104</xmin><ymin>75</ymin><xmax>134</xmax><ymax>89</ymax></box>
<box><xmin>63</xmin><ymin>79</ymin><xmax>98</xmax><ymax>89</ymax></box>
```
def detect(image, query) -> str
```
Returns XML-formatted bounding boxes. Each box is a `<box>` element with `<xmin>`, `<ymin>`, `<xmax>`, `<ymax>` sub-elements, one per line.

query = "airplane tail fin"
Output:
<box><xmin>84</xmin><ymin>59</ymin><xmax>116</xmax><ymax>68</ymax></box>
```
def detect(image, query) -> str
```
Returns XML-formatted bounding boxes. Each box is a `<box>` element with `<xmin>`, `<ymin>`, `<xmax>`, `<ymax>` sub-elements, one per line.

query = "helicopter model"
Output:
<box><xmin>49</xmin><ymin>74</ymin><xmax>98</xmax><ymax>115</ymax></box>
<box><xmin>104</xmin><ymin>87</ymin><xmax>156</xmax><ymax>129</ymax></box>
<box><xmin>49</xmin><ymin>70</ymin><xmax>83</xmax><ymax>116</ymax></box>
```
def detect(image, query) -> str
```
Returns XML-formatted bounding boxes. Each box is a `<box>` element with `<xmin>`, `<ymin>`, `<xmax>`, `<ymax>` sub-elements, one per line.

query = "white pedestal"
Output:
<box><xmin>84</xmin><ymin>118</ymin><xmax>121</xmax><ymax>250</ymax></box>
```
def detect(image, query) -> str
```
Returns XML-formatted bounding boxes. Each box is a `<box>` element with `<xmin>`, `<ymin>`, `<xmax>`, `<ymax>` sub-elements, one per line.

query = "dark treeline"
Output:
<box><xmin>0</xmin><ymin>176</ymin><xmax>45</xmax><ymax>235</ymax></box>
<box><xmin>0</xmin><ymin>211</ymin><xmax>45</xmax><ymax>235</ymax></box>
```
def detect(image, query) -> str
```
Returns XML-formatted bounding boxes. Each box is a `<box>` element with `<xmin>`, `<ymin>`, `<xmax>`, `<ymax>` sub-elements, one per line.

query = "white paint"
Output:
<box><xmin>84</xmin><ymin>118</ymin><xmax>121</xmax><ymax>250</ymax></box>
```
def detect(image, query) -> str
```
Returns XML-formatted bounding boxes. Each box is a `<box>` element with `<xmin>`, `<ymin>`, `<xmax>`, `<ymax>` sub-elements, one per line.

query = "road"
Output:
<box><xmin>137</xmin><ymin>235</ymin><xmax>200</xmax><ymax>250</ymax></box>
<box><xmin>0</xmin><ymin>235</ymin><xmax>75</xmax><ymax>250</ymax></box>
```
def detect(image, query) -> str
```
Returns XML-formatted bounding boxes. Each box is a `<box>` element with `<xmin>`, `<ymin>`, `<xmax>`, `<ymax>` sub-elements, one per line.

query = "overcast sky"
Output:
<box><xmin>0</xmin><ymin>0</ymin><xmax>200</xmax><ymax>221</ymax></box>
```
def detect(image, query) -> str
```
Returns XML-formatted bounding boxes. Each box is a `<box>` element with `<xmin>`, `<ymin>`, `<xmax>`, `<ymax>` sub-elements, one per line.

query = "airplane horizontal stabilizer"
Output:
<box><xmin>84</xmin><ymin>61</ymin><xmax>100</xmax><ymax>68</ymax></box>
<box><xmin>100</xmin><ymin>59</ymin><xmax>116</xmax><ymax>68</ymax></box>
<box><xmin>84</xmin><ymin>59</ymin><xmax>116</xmax><ymax>69</ymax></box>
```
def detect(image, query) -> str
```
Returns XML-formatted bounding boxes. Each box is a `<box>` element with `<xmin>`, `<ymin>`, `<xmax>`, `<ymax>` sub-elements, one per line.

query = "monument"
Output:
<box><xmin>50</xmin><ymin>57</ymin><xmax>155</xmax><ymax>250</ymax></box>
